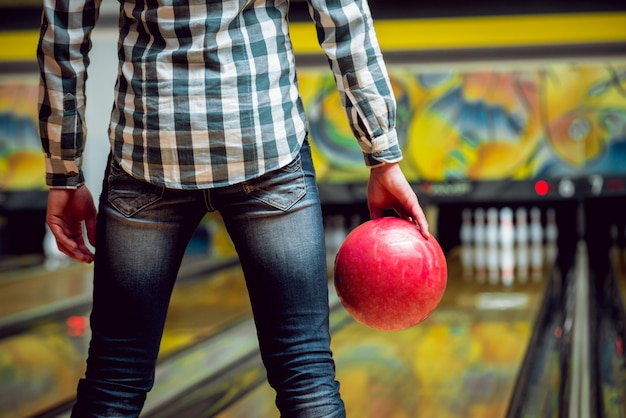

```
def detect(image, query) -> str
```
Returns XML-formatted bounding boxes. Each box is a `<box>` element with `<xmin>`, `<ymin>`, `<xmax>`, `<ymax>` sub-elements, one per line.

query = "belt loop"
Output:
<box><xmin>203</xmin><ymin>188</ymin><xmax>215</xmax><ymax>212</ymax></box>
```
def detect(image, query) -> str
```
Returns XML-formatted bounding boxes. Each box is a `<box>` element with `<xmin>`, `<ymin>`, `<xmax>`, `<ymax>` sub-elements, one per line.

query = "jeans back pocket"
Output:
<box><xmin>243</xmin><ymin>154</ymin><xmax>306</xmax><ymax>212</ymax></box>
<box><xmin>107</xmin><ymin>159</ymin><xmax>165</xmax><ymax>218</ymax></box>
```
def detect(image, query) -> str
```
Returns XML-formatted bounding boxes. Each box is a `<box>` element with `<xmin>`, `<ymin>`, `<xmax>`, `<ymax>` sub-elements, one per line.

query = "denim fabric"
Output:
<box><xmin>72</xmin><ymin>140</ymin><xmax>345</xmax><ymax>417</ymax></box>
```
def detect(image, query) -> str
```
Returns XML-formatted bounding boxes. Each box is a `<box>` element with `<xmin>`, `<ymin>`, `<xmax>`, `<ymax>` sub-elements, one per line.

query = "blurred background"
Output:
<box><xmin>1</xmin><ymin>1</ymin><xmax>625</xmax><ymax>417</ymax></box>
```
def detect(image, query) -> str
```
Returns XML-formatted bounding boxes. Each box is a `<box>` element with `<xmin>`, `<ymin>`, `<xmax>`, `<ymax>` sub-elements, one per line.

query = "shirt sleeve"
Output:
<box><xmin>37</xmin><ymin>0</ymin><xmax>101</xmax><ymax>189</ymax></box>
<box><xmin>306</xmin><ymin>0</ymin><xmax>401</xmax><ymax>167</ymax></box>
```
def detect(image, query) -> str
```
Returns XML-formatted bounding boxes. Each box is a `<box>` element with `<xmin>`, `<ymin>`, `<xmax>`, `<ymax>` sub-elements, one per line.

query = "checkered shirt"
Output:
<box><xmin>38</xmin><ymin>0</ymin><xmax>401</xmax><ymax>189</ymax></box>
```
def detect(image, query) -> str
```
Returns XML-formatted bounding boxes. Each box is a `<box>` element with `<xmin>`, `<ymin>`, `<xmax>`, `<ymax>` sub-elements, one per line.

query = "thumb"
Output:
<box><xmin>85</xmin><ymin>210</ymin><xmax>97</xmax><ymax>248</ymax></box>
<box><xmin>368</xmin><ymin>202</ymin><xmax>384</xmax><ymax>220</ymax></box>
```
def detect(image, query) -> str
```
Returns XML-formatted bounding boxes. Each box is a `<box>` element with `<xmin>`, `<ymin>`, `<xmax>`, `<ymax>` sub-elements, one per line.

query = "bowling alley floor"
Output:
<box><xmin>0</xmin><ymin>243</ymin><xmax>555</xmax><ymax>418</ymax></box>
<box><xmin>146</xmin><ymin>246</ymin><xmax>553</xmax><ymax>418</ymax></box>
<box><xmin>0</xmin><ymin>261</ymin><xmax>92</xmax><ymax>324</ymax></box>
<box><xmin>0</xmin><ymin>261</ymin><xmax>92</xmax><ymax>417</ymax></box>
<box><xmin>0</xmin><ymin>256</ymin><xmax>252</xmax><ymax>418</ymax></box>
<box><xmin>590</xmin><ymin>245</ymin><xmax>626</xmax><ymax>418</ymax></box>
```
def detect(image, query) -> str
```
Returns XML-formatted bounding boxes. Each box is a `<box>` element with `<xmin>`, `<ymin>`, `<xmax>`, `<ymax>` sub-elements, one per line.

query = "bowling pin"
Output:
<box><xmin>530</xmin><ymin>241</ymin><xmax>544</xmax><ymax>281</ymax></box>
<box><xmin>473</xmin><ymin>208</ymin><xmax>486</xmax><ymax>246</ymax></box>
<box><xmin>530</xmin><ymin>244</ymin><xmax>543</xmax><ymax>281</ymax></box>
<box><xmin>501</xmin><ymin>244</ymin><xmax>515</xmax><ymax>286</ymax></box>
<box><xmin>460</xmin><ymin>208</ymin><xmax>473</xmax><ymax>245</ymax></box>
<box><xmin>499</xmin><ymin>207</ymin><xmax>514</xmax><ymax>247</ymax></box>
<box><xmin>486</xmin><ymin>208</ymin><xmax>499</xmax><ymax>284</ymax></box>
<box><xmin>512</xmin><ymin>207</ymin><xmax>529</xmax><ymax>282</ymax></box>
<box><xmin>486</xmin><ymin>207</ymin><xmax>499</xmax><ymax>248</ymax></box>
<box><xmin>474</xmin><ymin>243</ymin><xmax>487</xmax><ymax>283</ymax></box>
<box><xmin>516</xmin><ymin>242</ymin><xmax>529</xmax><ymax>283</ymax></box>
<box><xmin>529</xmin><ymin>207</ymin><xmax>544</xmax><ymax>280</ymax></box>
<box><xmin>515</xmin><ymin>207</ymin><xmax>528</xmax><ymax>246</ymax></box>
<box><xmin>499</xmin><ymin>207</ymin><xmax>515</xmax><ymax>286</ymax></box>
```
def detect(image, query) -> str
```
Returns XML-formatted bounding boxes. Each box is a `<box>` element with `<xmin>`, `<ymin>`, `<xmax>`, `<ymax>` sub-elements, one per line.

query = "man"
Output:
<box><xmin>38</xmin><ymin>0</ymin><xmax>429</xmax><ymax>416</ymax></box>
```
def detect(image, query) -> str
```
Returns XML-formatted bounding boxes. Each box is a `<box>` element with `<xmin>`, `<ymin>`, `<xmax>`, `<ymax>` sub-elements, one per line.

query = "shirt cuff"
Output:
<box><xmin>357</xmin><ymin>130</ymin><xmax>403</xmax><ymax>167</ymax></box>
<box><xmin>363</xmin><ymin>146</ymin><xmax>402</xmax><ymax>167</ymax></box>
<box><xmin>45</xmin><ymin>157</ymin><xmax>85</xmax><ymax>189</ymax></box>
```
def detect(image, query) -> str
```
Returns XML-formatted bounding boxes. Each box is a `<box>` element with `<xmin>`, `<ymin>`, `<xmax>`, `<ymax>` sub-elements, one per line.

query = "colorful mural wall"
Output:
<box><xmin>1</xmin><ymin>61</ymin><xmax>625</xmax><ymax>194</ymax></box>
<box><xmin>0</xmin><ymin>74</ymin><xmax>44</xmax><ymax>191</ymax></box>
<box><xmin>300</xmin><ymin>60</ymin><xmax>626</xmax><ymax>185</ymax></box>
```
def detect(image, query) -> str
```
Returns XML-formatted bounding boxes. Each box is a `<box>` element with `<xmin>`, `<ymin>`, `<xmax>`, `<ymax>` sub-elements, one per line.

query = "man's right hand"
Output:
<box><xmin>367</xmin><ymin>162</ymin><xmax>430</xmax><ymax>239</ymax></box>
<box><xmin>46</xmin><ymin>186</ymin><xmax>97</xmax><ymax>263</ymax></box>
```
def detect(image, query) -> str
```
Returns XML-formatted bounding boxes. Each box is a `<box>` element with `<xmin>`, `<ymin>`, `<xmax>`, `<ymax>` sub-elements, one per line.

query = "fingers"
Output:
<box><xmin>48</xmin><ymin>222</ymin><xmax>94</xmax><ymax>263</ymax></box>
<box><xmin>369</xmin><ymin>196</ymin><xmax>430</xmax><ymax>238</ymax></box>
<box><xmin>410</xmin><ymin>203</ymin><xmax>430</xmax><ymax>239</ymax></box>
<box><xmin>46</xmin><ymin>186</ymin><xmax>97</xmax><ymax>264</ymax></box>
<box><xmin>393</xmin><ymin>198</ymin><xmax>430</xmax><ymax>239</ymax></box>
<box><xmin>85</xmin><ymin>211</ymin><xmax>97</xmax><ymax>248</ymax></box>
<box><xmin>368</xmin><ymin>163</ymin><xmax>430</xmax><ymax>239</ymax></box>
<box><xmin>368</xmin><ymin>203</ymin><xmax>384</xmax><ymax>220</ymax></box>
<box><xmin>58</xmin><ymin>240</ymin><xmax>94</xmax><ymax>264</ymax></box>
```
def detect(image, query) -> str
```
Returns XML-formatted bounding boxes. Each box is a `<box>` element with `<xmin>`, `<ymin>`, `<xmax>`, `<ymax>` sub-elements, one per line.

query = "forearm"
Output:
<box><xmin>38</xmin><ymin>0</ymin><xmax>101</xmax><ymax>189</ymax></box>
<box><xmin>307</xmin><ymin>0</ymin><xmax>401</xmax><ymax>166</ymax></box>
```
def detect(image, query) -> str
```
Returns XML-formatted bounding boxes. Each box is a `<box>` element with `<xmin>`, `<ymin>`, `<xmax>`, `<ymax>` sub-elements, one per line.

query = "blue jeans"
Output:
<box><xmin>72</xmin><ymin>139</ymin><xmax>345</xmax><ymax>417</ymax></box>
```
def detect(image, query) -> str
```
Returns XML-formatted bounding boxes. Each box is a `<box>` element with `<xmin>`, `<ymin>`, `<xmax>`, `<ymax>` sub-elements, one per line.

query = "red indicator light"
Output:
<box><xmin>66</xmin><ymin>315</ymin><xmax>89</xmax><ymax>337</ymax></box>
<box><xmin>535</xmin><ymin>180</ymin><xmax>549</xmax><ymax>196</ymax></box>
<box><xmin>607</xmin><ymin>179</ymin><xmax>625</xmax><ymax>191</ymax></box>
<box><xmin>66</xmin><ymin>316</ymin><xmax>88</xmax><ymax>328</ymax></box>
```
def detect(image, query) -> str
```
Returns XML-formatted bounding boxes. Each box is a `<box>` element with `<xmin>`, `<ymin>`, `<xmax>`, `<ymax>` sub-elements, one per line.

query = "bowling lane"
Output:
<box><xmin>593</xmin><ymin>245</ymin><xmax>626</xmax><ymax>416</ymax></box>
<box><xmin>0</xmin><ymin>262</ymin><xmax>93</xmax><ymax>336</ymax></box>
<box><xmin>0</xmin><ymin>262</ymin><xmax>95</xmax><ymax>417</ymax></box>
<box><xmin>149</xmin><ymin>245</ymin><xmax>556</xmax><ymax>418</ymax></box>
<box><xmin>0</xmin><ymin>211</ymin><xmax>258</xmax><ymax>417</ymax></box>
<box><xmin>0</xmin><ymin>258</ymin><xmax>253</xmax><ymax>418</ymax></box>
<box><xmin>157</xmin><ymin>259</ymin><xmax>252</xmax><ymax>359</ymax></box>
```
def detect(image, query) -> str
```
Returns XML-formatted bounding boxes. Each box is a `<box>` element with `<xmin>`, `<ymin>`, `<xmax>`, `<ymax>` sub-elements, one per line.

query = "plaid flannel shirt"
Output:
<box><xmin>38</xmin><ymin>0</ymin><xmax>401</xmax><ymax>189</ymax></box>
